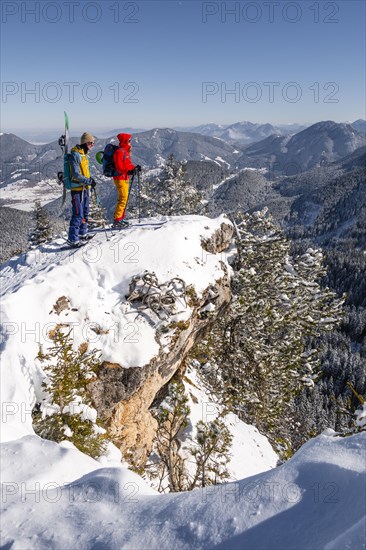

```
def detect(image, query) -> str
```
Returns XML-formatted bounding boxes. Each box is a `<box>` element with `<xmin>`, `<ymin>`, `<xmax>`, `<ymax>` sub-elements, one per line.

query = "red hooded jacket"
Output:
<box><xmin>113</xmin><ymin>133</ymin><xmax>135</xmax><ymax>180</ymax></box>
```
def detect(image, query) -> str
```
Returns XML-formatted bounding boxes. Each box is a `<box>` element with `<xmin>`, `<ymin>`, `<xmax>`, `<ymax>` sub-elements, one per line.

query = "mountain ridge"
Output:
<box><xmin>7</xmin><ymin>119</ymin><xmax>364</xmax><ymax>145</ymax></box>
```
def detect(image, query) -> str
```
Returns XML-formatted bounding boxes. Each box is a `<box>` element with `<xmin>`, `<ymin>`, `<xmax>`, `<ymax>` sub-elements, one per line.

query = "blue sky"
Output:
<box><xmin>1</xmin><ymin>0</ymin><xmax>365</xmax><ymax>134</ymax></box>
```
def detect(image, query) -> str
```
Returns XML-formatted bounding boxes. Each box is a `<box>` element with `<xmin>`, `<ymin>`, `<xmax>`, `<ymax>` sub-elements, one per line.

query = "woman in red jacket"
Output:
<box><xmin>112</xmin><ymin>133</ymin><xmax>140</xmax><ymax>227</ymax></box>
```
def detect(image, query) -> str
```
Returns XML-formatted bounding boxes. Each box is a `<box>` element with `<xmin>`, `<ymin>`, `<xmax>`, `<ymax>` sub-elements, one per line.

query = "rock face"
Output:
<box><xmin>88</xmin><ymin>222</ymin><xmax>233</xmax><ymax>467</ymax></box>
<box><xmin>201</xmin><ymin>222</ymin><xmax>234</xmax><ymax>254</ymax></box>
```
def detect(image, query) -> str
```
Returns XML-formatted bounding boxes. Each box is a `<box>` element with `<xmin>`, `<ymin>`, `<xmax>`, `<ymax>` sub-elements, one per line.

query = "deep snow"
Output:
<box><xmin>1</xmin><ymin>432</ymin><xmax>365</xmax><ymax>549</ymax></box>
<box><xmin>1</xmin><ymin>215</ymin><xmax>365</xmax><ymax>549</ymax></box>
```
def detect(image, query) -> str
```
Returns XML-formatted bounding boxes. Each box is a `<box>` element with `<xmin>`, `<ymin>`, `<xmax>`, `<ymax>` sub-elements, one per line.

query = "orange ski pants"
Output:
<box><xmin>113</xmin><ymin>178</ymin><xmax>129</xmax><ymax>221</ymax></box>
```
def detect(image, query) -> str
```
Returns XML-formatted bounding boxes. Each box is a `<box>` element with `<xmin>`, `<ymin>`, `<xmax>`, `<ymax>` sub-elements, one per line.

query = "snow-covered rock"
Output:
<box><xmin>1</xmin><ymin>216</ymin><xmax>232</xmax><ymax>458</ymax></box>
<box><xmin>1</xmin><ymin>214</ymin><xmax>365</xmax><ymax>549</ymax></box>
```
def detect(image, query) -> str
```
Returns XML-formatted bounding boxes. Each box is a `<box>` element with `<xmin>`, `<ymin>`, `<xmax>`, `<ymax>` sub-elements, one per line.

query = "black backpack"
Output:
<box><xmin>96</xmin><ymin>143</ymin><xmax>127</xmax><ymax>177</ymax></box>
<box><xmin>101</xmin><ymin>143</ymin><xmax>119</xmax><ymax>177</ymax></box>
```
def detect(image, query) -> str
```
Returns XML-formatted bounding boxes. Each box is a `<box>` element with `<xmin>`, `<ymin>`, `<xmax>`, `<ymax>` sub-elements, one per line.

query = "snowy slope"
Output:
<box><xmin>1</xmin><ymin>215</ymin><xmax>365</xmax><ymax>550</ymax></box>
<box><xmin>0</xmin><ymin>215</ymin><xmax>230</xmax><ymax>441</ymax></box>
<box><xmin>0</xmin><ymin>176</ymin><xmax>61</xmax><ymax>210</ymax></box>
<box><xmin>182</xmin><ymin>367</ymin><xmax>278</xmax><ymax>482</ymax></box>
<box><xmin>0</xmin><ymin>214</ymin><xmax>277</xmax><ymax>477</ymax></box>
<box><xmin>1</xmin><ymin>431</ymin><xmax>364</xmax><ymax>549</ymax></box>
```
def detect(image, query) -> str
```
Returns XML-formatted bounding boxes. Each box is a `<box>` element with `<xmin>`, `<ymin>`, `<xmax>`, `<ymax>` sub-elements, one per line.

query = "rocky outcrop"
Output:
<box><xmin>201</xmin><ymin>221</ymin><xmax>233</xmax><ymax>254</ymax></box>
<box><xmin>87</xmin><ymin>222</ymin><xmax>233</xmax><ymax>467</ymax></box>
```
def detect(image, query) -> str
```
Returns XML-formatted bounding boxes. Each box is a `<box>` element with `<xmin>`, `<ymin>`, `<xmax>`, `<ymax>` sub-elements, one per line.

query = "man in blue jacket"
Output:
<box><xmin>68</xmin><ymin>132</ymin><xmax>96</xmax><ymax>247</ymax></box>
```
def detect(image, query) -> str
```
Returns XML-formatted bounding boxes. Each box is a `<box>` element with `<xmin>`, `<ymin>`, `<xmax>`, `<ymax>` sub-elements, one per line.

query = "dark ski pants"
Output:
<box><xmin>68</xmin><ymin>189</ymin><xmax>90</xmax><ymax>242</ymax></box>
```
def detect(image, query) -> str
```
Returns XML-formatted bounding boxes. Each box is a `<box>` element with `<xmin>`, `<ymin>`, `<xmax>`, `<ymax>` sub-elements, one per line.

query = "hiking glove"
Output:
<box><xmin>90</xmin><ymin>178</ymin><xmax>96</xmax><ymax>189</ymax></box>
<box><xmin>135</xmin><ymin>165</ymin><xmax>142</xmax><ymax>172</ymax></box>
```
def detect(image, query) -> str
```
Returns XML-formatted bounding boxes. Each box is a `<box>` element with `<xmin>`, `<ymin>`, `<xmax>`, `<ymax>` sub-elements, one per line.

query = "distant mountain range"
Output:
<box><xmin>131</xmin><ymin>128</ymin><xmax>240</xmax><ymax>167</ymax></box>
<box><xmin>174</xmin><ymin>121</ymin><xmax>308</xmax><ymax>144</ymax></box>
<box><xmin>0</xmin><ymin>128</ymin><xmax>244</xmax><ymax>211</ymax></box>
<box><xmin>7</xmin><ymin>119</ymin><xmax>365</xmax><ymax>146</ymax></box>
<box><xmin>0</xmin><ymin>133</ymin><xmax>365</xmax><ymax>267</ymax></box>
<box><xmin>97</xmin><ymin>127</ymin><xmax>147</xmax><ymax>138</ymax></box>
<box><xmin>242</xmin><ymin>121</ymin><xmax>366</xmax><ymax>174</ymax></box>
<box><xmin>186</xmin><ymin>144</ymin><xmax>366</xmax><ymax>244</ymax></box>
<box><xmin>1</xmin><ymin>120</ymin><xmax>365</xmax><ymax>212</ymax></box>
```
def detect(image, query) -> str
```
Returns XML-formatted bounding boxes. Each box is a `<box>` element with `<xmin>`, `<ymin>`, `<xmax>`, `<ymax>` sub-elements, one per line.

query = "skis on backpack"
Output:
<box><xmin>58</xmin><ymin>111</ymin><xmax>70</xmax><ymax>206</ymax></box>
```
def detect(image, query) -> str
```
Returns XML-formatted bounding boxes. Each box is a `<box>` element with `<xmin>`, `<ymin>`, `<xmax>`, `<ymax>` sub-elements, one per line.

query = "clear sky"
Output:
<box><xmin>1</xmin><ymin>0</ymin><xmax>365</xmax><ymax>134</ymax></box>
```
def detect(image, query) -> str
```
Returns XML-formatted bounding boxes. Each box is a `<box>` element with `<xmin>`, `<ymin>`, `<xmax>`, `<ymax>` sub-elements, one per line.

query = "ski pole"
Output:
<box><xmin>124</xmin><ymin>172</ymin><xmax>135</xmax><ymax>218</ymax></box>
<box><xmin>92</xmin><ymin>186</ymin><xmax>100</xmax><ymax>206</ymax></box>
<box><xmin>137</xmin><ymin>170</ymin><xmax>141</xmax><ymax>223</ymax></box>
<box><xmin>91</xmin><ymin>185</ymin><xmax>109</xmax><ymax>241</ymax></box>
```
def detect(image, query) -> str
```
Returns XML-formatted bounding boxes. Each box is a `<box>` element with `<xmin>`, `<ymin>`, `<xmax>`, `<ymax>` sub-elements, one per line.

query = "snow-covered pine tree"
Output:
<box><xmin>189</xmin><ymin>208</ymin><xmax>345</xmax><ymax>456</ymax></box>
<box><xmin>145</xmin><ymin>379</ymin><xmax>232</xmax><ymax>492</ymax></box>
<box><xmin>140</xmin><ymin>155</ymin><xmax>202</xmax><ymax>217</ymax></box>
<box><xmin>151</xmin><ymin>380</ymin><xmax>190</xmax><ymax>492</ymax></box>
<box><xmin>29</xmin><ymin>200</ymin><xmax>53</xmax><ymax>246</ymax></box>
<box><xmin>189</xmin><ymin>418</ymin><xmax>232</xmax><ymax>488</ymax></box>
<box><xmin>226</xmin><ymin>209</ymin><xmax>344</xmax><ymax>450</ymax></box>
<box><xmin>33</xmin><ymin>326</ymin><xmax>107</xmax><ymax>458</ymax></box>
<box><xmin>88</xmin><ymin>189</ymin><xmax>108</xmax><ymax>229</ymax></box>
<box><xmin>344</xmin><ymin>383</ymin><xmax>366</xmax><ymax>433</ymax></box>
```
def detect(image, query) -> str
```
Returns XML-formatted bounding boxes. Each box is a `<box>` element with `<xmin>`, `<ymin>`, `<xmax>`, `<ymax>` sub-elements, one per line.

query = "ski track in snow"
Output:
<box><xmin>0</xmin><ymin>221</ymin><xmax>166</xmax><ymax>297</ymax></box>
<box><xmin>0</xmin><ymin>240</ymin><xmax>83</xmax><ymax>297</ymax></box>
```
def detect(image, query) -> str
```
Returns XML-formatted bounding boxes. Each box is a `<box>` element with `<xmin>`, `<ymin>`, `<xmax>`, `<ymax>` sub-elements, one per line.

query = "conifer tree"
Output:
<box><xmin>140</xmin><ymin>155</ymin><xmax>202</xmax><ymax>217</ymax></box>
<box><xmin>29</xmin><ymin>200</ymin><xmax>53</xmax><ymax>246</ymax></box>
<box><xmin>33</xmin><ymin>327</ymin><xmax>107</xmax><ymax>458</ymax></box>
<box><xmin>189</xmin><ymin>418</ymin><xmax>232</xmax><ymax>488</ymax></box>
<box><xmin>88</xmin><ymin>190</ymin><xmax>108</xmax><ymax>229</ymax></box>
<box><xmin>344</xmin><ymin>383</ymin><xmax>366</xmax><ymax>433</ymax></box>
<box><xmin>227</xmin><ymin>209</ymin><xmax>344</xmax><ymax>431</ymax></box>
<box><xmin>153</xmin><ymin>380</ymin><xmax>190</xmax><ymax>492</ymax></box>
<box><xmin>189</xmin><ymin>208</ymin><xmax>345</xmax><ymax>455</ymax></box>
<box><xmin>145</xmin><ymin>379</ymin><xmax>232</xmax><ymax>492</ymax></box>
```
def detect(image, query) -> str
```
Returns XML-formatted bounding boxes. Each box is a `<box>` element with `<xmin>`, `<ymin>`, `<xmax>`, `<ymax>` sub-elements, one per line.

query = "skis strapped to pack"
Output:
<box><xmin>58</xmin><ymin>111</ymin><xmax>71</xmax><ymax>206</ymax></box>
